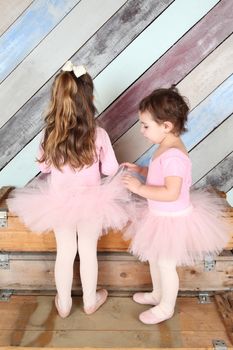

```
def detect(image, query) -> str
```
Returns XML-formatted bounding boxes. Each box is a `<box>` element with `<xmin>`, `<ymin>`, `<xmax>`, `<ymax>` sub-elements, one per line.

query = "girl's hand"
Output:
<box><xmin>121</xmin><ymin>162</ymin><xmax>142</xmax><ymax>174</ymax></box>
<box><xmin>122</xmin><ymin>174</ymin><xmax>143</xmax><ymax>194</ymax></box>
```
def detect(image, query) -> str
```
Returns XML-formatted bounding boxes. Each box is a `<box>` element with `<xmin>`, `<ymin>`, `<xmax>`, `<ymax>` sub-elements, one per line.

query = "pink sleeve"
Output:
<box><xmin>162</xmin><ymin>156</ymin><xmax>186</xmax><ymax>178</ymax></box>
<box><xmin>37</xmin><ymin>145</ymin><xmax>51</xmax><ymax>173</ymax></box>
<box><xmin>99</xmin><ymin>128</ymin><xmax>119</xmax><ymax>175</ymax></box>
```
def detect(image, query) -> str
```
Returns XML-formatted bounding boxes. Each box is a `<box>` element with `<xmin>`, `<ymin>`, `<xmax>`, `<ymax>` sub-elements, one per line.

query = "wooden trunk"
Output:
<box><xmin>0</xmin><ymin>294</ymin><xmax>232</xmax><ymax>349</ymax></box>
<box><xmin>0</xmin><ymin>187</ymin><xmax>233</xmax><ymax>349</ymax></box>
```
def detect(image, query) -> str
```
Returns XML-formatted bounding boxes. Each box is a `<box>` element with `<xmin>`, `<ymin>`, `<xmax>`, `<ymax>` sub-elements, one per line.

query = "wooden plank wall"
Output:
<box><xmin>0</xmin><ymin>0</ymin><xmax>232</xmax><ymax>205</ymax></box>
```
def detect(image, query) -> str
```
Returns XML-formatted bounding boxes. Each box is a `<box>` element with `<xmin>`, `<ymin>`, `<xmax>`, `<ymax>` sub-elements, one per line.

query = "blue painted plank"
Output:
<box><xmin>94</xmin><ymin>0</ymin><xmax>219</xmax><ymax>115</ymax></box>
<box><xmin>227</xmin><ymin>188</ymin><xmax>233</xmax><ymax>206</ymax></box>
<box><xmin>0</xmin><ymin>0</ymin><xmax>220</xmax><ymax>186</ymax></box>
<box><xmin>0</xmin><ymin>0</ymin><xmax>80</xmax><ymax>83</ymax></box>
<box><xmin>137</xmin><ymin>74</ymin><xmax>233</xmax><ymax>166</ymax></box>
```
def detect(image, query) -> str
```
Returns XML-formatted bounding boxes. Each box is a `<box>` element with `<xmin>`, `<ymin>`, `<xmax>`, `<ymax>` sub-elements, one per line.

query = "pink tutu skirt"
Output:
<box><xmin>7</xmin><ymin>171</ymin><xmax>132</xmax><ymax>237</ymax></box>
<box><xmin>126</xmin><ymin>190</ymin><xmax>231</xmax><ymax>266</ymax></box>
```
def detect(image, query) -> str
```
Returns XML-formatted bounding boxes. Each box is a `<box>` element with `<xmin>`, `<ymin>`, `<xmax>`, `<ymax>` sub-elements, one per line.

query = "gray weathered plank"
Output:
<box><xmin>0</xmin><ymin>0</ymin><xmax>127</xmax><ymax>129</ymax></box>
<box><xmin>0</xmin><ymin>0</ymin><xmax>81</xmax><ymax>83</ymax></box>
<box><xmin>0</xmin><ymin>0</ymin><xmax>173</xmax><ymax>170</ymax></box>
<box><xmin>190</xmin><ymin>115</ymin><xmax>233</xmax><ymax>184</ymax></box>
<box><xmin>98</xmin><ymin>0</ymin><xmax>233</xmax><ymax>144</ymax></box>
<box><xmin>194</xmin><ymin>152</ymin><xmax>233</xmax><ymax>193</ymax></box>
<box><xmin>0</xmin><ymin>0</ymin><xmax>33</xmax><ymax>36</ymax></box>
<box><xmin>113</xmin><ymin>34</ymin><xmax>233</xmax><ymax>163</ymax></box>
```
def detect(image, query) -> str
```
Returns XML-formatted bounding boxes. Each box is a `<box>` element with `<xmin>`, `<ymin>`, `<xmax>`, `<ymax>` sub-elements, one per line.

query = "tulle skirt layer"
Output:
<box><xmin>7</xmin><ymin>173</ymin><xmax>132</xmax><ymax>236</ymax></box>
<box><xmin>126</xmin><ymin>190</ymin><xmax>231</xmax><ymax>266</ymax></box>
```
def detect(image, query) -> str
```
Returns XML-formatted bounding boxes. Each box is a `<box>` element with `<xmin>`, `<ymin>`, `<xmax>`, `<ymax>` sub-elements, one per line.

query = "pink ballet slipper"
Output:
<box><xmin>139</xmin><ymin>307</ymin><xmax>173</xmax><ymax>325</ymax></box>
<box><xmin>133</xmin><ymin>292</ymin><xmax>159</xmax><ymax>305</ymax></box>
<box><xmin>55</xmin><ymin>295</ymin><xmax>71</xmax><ymax>318</ymax></box>
<box><xmin>84</xmin><ymin>289</ymin><xmax>108</xmax><ymax>315</ymax></box>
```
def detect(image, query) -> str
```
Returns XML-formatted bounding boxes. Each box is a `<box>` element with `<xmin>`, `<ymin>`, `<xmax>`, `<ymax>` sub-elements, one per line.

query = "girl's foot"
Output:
<box><xmin>84</xmin><ymin>289</ymin><xmax>108</xmax><ymax>315</ymax></box>
<box><xmin>139</xmin><ymin>306</ymin><xmax>173</xmax><ymax>325</ymax></box>
<box><xmin>133</xmin><ymin>292</ymin><xmax>159</xmax><ymax>305</ymax></box>
<box><xmin>55</xmin><ymin>295</ymin><xmax>71</xmax><ymax>318</ymax></box>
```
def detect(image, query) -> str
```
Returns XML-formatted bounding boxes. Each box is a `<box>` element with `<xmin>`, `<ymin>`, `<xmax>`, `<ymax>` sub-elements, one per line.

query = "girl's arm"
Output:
<box><xmin>99</xmin><ymin>128</ymin><xmax>119</xmax><ymax>175</ymax></box>
<box><xmin>122</xmin><ymin>175</ymin><xmax>182</xmax><ymax>202</ymax></box>
<box><xmin>123</xmin><ymin>162</ymin><xmax>148</xmax><ymax>177</ymax></box>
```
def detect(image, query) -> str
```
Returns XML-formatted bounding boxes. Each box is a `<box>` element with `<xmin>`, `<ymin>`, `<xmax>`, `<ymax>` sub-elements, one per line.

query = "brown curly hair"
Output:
<box><xmin>139</xmin><ymin>86</ymin><xmax>189</xmax><ymax>135</ymax></box>
<box><xmin>38</xmin><ymin>70</ymin><xmax>97</xmax><ymax>170</ymax></box>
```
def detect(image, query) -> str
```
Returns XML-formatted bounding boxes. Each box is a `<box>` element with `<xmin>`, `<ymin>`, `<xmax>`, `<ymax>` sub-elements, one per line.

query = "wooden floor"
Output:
<box><xmin>0</xmin><ymin>295</ymin><xmax>232</xmax><ymax>349</ymax></box>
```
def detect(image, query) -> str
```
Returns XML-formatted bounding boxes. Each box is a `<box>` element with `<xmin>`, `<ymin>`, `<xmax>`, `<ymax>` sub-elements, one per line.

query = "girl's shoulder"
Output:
<box><xmin>160</xmin><ymin>148</ymin><xmax>190</xmax><ymax>161</ymax></box>
<box><xmin>151</xmin><ymin>148</ymin><xmax>191</xmax><ymax>168</ymax></box>
<box><xmin>96</xmin><ymin>126</ymin><xmax>109</xmax><ymax>139</ymax></box>
<box><xmin>95</xmin><ymin>126</ymin><xmax>111</xmax><ymax>148</ymax></box>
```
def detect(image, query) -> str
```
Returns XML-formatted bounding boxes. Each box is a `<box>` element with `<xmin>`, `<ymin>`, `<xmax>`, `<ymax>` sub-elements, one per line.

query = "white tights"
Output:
<box><xmin>54</xmin><ymin>221</ymin><xmax>99</xmax><ymax>313</ymax></box>
<box><xmin>149</xmin><ymin>259</ymin><xmax>179</xmax><ymax>316</ymax></box>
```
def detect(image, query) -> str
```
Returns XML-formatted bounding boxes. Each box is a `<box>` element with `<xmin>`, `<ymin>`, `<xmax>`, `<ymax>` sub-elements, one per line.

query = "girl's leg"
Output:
<box><xmin>139</xmin><ymin>259</ymin><xmax>179</xmax><ymax>324</ymax></box>
<box><xmin>77</xmin><ymin>221</ymin><xmax>108</xmax><ymax>313</ymax></box>
<box><xmin>133</xmin><ymin>260</ymin><xmax>161</xmax><ymax>305</ymax></box>
<box><xmin>54</xmin><ymin>225</ymin><xmax>78</xmax><ymax>316</ymax></box>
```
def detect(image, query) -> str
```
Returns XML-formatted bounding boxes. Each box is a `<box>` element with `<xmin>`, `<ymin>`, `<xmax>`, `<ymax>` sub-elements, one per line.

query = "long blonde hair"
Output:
<box><xmin>39</xmin><ymin>70</ymin><xmax>97</xmax><ymax>170</ymax></box>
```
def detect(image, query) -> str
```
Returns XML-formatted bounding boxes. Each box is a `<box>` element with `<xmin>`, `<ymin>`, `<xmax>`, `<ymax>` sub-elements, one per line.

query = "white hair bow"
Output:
<box><xmin>61</xmin><ymin>61</ymin><xmax>86</xmax><ymax>78</ymax></box>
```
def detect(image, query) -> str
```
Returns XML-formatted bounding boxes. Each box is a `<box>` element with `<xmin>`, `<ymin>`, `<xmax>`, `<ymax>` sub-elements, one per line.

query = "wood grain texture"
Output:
<box><xmin>0</xmin><ymin>0</ymin><xmax>221</xmax><ymax>187</ymax></box>
<box><xmin>0</xmin><ymin>0</ymin><xmax>172</xmax><ymax>171</ymax></box>
<box><xmin>138</xmin><ymin>74</ymin><xmax>233</xmax><ymax>167</ymax></box>
<box><xmin>190</xmin><ymin>116</ymin><xmax>233</xmax><ymax>184</ymax></box>
<box><xmin>1</xmin><ymin>193</ymin><xmax>233</xmax><ymax>251</ymax></box>
<box><xmin>0</xmin><ymin>0</ymin><xmax>127</xmax><ymax>129</ymax></box>
<box><xmin>0</xmin><ymin>0</ymin><xmax>33</xmax><ymax>36</ymax></box>
<box><xmin>98</xmin><ymin>0</ymin><xmax>233</xmax><ymax>143</ymax></box>
<box><xmin>215</xmin><ymin>292</ymin><xmax>233</xmax><ymax>344</ymax></box>
<box><xmin>114</xmin><ymin>30</ymin><xmax>233</xmax><ymax>164</ymax></box>
<box><xmin>0</xmin><ymin>252</ymin><xmax>232</xmax><ymax>292</ymax></box>
<box><xmin>112</xmin><ymin>26</ymin><xmax>233</xmax><ymax>164</ymax></box>
<box><xmin>194</xmin><ymin>152</ymin><xmax>233</xmax><ymax>193</ymax></box>
<box><xmin>0</xmin><ymin>0</ymin><xmax>81</xmax><ymax>83</ymax></box>
<box><xmin>0</xmin><ymin>296</ymin><xmax>231</xmax><ymax>348</ymax></box>
<box><xmin>93</xmin><ymin>0</ymin><xmax>219</xmax><ymax>115</ymax></box>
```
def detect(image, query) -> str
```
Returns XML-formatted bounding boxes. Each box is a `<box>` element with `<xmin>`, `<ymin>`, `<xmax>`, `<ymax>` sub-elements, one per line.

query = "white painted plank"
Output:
<box><xmin>0</xmin><ymin>0</ymin><xmax>33</xmax><ymax>36</ymax></box>
<box><xmin>0</xmin><ymin>0</ymin><xmax>172</xmax><ymax>170</ymax></box>
<box><xmin>0</xmin><ymin>0</ymin><xmax>81</xmax><ymax>83</ymax></box>
<box><xmin>0</xmin><ymin>0</ymin><xmax>220</xmax><ymax>186</ymax></box>
<box><xmin>0</xmin><ymin>0</ymin><xmax>127</xmax><ymax>128</ymax></box>
<box><xmin>190</xmin><ymin>115</ymin><xmax>233</xmax><ymax>184</ymax></box>
<box><xmin>138</xmin><ymin>73</ymin><xmax>233</xmax><ymax>166</ymax></box>
<box><xmin>115</xmin><ymin>33</ymin><xmax>233</xmax><ymax>163</ymax></box>
<box><xmin>194</xmin><ymin>152</ymin><xmax>233</xmax><ymax>192</ymax></box>
<box><xmin>227</xmin><ymin>188</ymin><xmax>233</xmax><ymax>207</ymax></box>
<box><xmin>94</xmin><ymin>0</ymin><xmax>219</xmax><ymax>114</ymax></box>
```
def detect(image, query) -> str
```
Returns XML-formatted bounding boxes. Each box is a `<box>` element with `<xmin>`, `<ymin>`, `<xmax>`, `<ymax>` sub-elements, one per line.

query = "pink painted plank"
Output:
<box><xmin>98</xmin><ymin>0</ymin><xmax>233</xmax><ymax>143</ymax></box>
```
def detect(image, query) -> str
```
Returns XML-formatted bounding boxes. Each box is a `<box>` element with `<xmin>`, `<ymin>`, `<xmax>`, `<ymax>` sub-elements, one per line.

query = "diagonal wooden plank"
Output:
<box><xmin>93</xmin><ymin>0</ymin><xmax>219</xmax><ymax>115</ymax></box>
<box><xmin>0</xmin><ymin>0</ymin><xmax>173</xmax><ymax>170</ymax></box>
<box><xmin>194</xmin><ymin>151</ymin><xmax>233</xmax><ymax>193</ymax></box>
<box><xmin>137</xmin><ymin>74</ymin><xmax>233</xmax><ymax>167</ymax></box>
<box><xmin>190</xmin><ymin>116</ymin><xmax>233</xmax><ymax>184</ymax></box>
<box><xmin>98</xmin><ymin>0</ymin><xmax>232</xmax><ymax>144</ymax></box>
<box><xmin>0</xmin><ymin>0</ymin><xmax>220</xmax><ymax>186</ymax></box>
<box><xmin>227</xmin><ymin>188</ymin><xmax>233</xmax><ymax>207</ymax></box>
<box><xmin>0</xmin><ymin>0</ymin><xmax>81</xmax><ymax>83</ymax></box>
<box><xmin>0</xmin><ymin>0</ymin><xmax>127</xmax><ymax>129</ymax></box>
<box><xmin>0</xmin><ymin>0</ymin><xmax>33</xmax><ymax>36</ymax></box>
<box><xmin>114</xmin><ymin>33</ymin><xmax>233</xmax><ymax>163</ymax></box>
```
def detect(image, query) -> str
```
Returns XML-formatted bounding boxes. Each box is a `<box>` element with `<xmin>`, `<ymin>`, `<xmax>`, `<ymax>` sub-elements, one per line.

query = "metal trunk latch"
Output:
<box><xmin>0</xmin><ymin>209</ymin><xmax>8</xmax><ymax>228</ymax></box>
<box><xmin>204</xmin><ymin>254</ymin><xmax>216</xmax><ymax>271</ymax></box>
<box><xmin>0</xmin><ymin>253</ymin><xmax>10</xmax><ymax>269</ymax></box>
<box><xmin>198</xmin><ymin>292</ymin><xmax>211</xmax><ymax>304</ymax></box>
<box><xmin>212</xmin><ymin>339</ymin><xmax>228</xmax><ymax>350</ymax></box>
